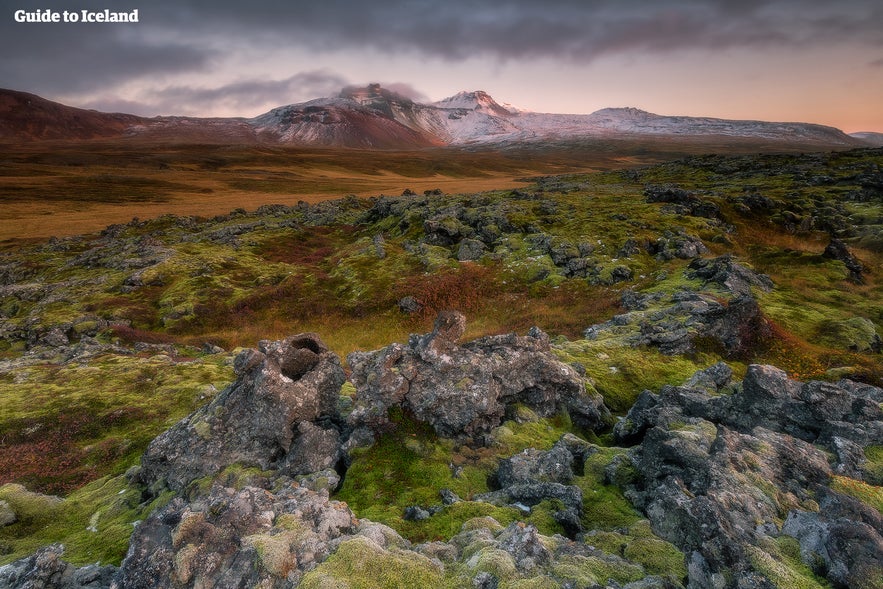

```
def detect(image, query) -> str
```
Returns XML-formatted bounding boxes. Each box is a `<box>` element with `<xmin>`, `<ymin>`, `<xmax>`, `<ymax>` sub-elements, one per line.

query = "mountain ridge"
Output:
<box><xmin>0</xmin><ymin>85</ymin><xmax>867</xmax><ymax>149</ymax></box>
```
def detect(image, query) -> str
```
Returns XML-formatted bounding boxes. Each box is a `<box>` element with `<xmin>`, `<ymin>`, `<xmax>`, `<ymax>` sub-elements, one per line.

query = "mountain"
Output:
<box><xmin>0</xmin><ymin>85</ymin><xmax>866</xmax><ymax>149</ymax></box>
<box><xmin>0</xmin><ymin>89</ymin><xmax>148</xmax><ymax>141</ymax></box>
<box><xmin>851</xmin><ymin>131</ymin><xmax>883</xmax><ymax>147</ymax></box>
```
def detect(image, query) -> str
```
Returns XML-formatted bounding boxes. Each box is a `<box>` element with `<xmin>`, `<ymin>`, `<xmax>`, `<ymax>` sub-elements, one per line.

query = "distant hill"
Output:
<box><xmin>0</xmin><ymin>89</ymin><xmax>147</xmax><ymax>141</ymax></box>
<box><xmin>0</xmin><ymin>85</ymin><xmax>866</xmax><ymax>150</ymax></box>
<box><xmin>851</xmin><ymin>132</ymin><xmax>883</xmax><ymax>147</ymax></box>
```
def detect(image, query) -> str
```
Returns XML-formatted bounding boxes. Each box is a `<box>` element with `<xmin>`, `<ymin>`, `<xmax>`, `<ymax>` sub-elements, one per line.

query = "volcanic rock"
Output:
<box><xmin>823</xmin><ymin>238</ymin><xmax>865</xmax><ymax>284</ymax></box>
<box><xmin>613</xmin><ymin>364</ymin><xmax>883</xmax><ymax>588</ymax></box>
<box><xmin>346</xmin><ymin>311</ymin><xmax>607</xmax><ymax>441</ymax></box>
<box><xmin>115</xmin><ymin>483</ymin><xmax>357</xmax><ymax>589</ymax></box>
<box><xmin>0</xmin><ymin>544</ymin><xmax>116</xmax><ymax>589</ymax></box>
<box><xmin>138</xmin><ymin>333</ymin><xmax>346</xmax><ymax>493</ymax></box>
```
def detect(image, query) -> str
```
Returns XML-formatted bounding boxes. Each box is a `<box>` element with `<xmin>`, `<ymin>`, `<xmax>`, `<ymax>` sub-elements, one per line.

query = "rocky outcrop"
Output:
<box><xmin>586</xmin><ymin>256</ymin><xmax>772</xmax><ymax>357</ymax></box>
<box><xmin>0</xmin><ymin>545</ymin><xmax>116</xmax><ymax>589</ymax></box>
<box><xmin>347</xmin><ymin>311</ymin><xmax>607</xmax><ymax>441</ymax></box>
<box><xmin>137</xmin><ymin>333</ymin><xmax>346</xmax><ymax>493</ymax></box>
<box><xmin>644</xmin><ymin>185</ymin><xmax>722</xmax><ymax>220</ymax></box>
<box><xmin>684</xmin><ymin>255</ymin><xmax>773</xmax><ymax>297</ymax></box>
<box><xmin>114</xmin><ymin>483</ymin><xmax>357</xmax><ymax>589</ymax></box>
<box><xmin>612</xmin><ymin>364</ymin><xmax>883</xmax><ymax>588</ymax></box>
<box><xmin>823</xmin><ymin>238</ymin><xmax>865</xmax><ymax>284</ymax></box>
<box><xmin>6</xmin><ymin>319</ymin><xmax>882</xmax><ymax>589</ymax></box>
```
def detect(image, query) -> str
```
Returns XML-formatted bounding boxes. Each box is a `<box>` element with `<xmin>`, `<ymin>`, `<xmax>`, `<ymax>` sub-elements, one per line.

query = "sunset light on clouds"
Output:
<box><xmin>2</xmin><ymin>0</ymin><xmax>881</xmax><ymax>132</ymax></box>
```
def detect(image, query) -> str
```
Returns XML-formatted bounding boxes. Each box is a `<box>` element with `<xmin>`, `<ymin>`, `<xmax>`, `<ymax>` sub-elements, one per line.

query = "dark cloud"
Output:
<box><xmin>1</xmin><ymin>2</ymin><xmax>211</xmax><ymax>94</ymax></box>
<box><xmin>2</xmin><ymin>0</ymin><xmax>880</xmax><ymax>102</ymax></box>
<box><xmin>146</xmin><ymin>0</ymin><xmax>882</xmax><ymax>58</ymax></box>
<box><xmin>140</xmin><ymin>70</ymin><xmax>349</xmax><ymax>115</ymax></box>
<box><xmin>79</xmin><ymin>72</ymin><xmax>429</xmax><ymax>117</ymax></box>
<box><xmin>870</xmin><ymin>58</ymin><xmax>883</xmax><ymax>67</ymax></box>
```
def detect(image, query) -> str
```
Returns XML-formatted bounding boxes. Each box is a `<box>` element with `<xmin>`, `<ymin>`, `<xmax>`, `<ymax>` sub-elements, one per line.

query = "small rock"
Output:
<box><xmin>0</xmin><ymin>500</ymin><xmax>16</xmax><ymax>527</ymax></box>
<box><xmin>397</xmin><ymin>295</ymin><xmax>423</xmax><ymax>314</ymax></box>
<box><xmin>823</xmin><ymin>238</ymin><xmax>864</xmax><ymax>284</ymax></box>
<box><xmin>404</xmin><ymin>506</ymin><xmax>431</xmax><ymax>521</ymax></box>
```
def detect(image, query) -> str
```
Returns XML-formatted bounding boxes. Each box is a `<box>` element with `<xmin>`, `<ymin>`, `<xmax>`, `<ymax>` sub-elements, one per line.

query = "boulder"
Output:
<box><xmin>138</xmin><ymin>333</ymin><xmax>346</xmax><ymax>493</ymax></box>
<box><xmin>685</xmin><ymin>255</ymin><xmax>773</xmax><ymax>297</ymax></box>
<box><xmin>457</xmin><ymin>238</ymin><xmax>487</xmax><ymax>261</ymax></box>
<box><xmin>823</xmin><ymin>238</ymin><xmax>864</xmax><ymax>284</ymax></box>
<box><xmin>613</xmin><ymin>364</ymin><xmax>883</xmax><ymax>588</ymax></box>
<box><xmin>347</xmin><ymin>311</ymin><xmax>607</xmax><ymax>440</ymax></box>
<box><xmin>0</xmin><ymin>544</ymin><xmax>116</xmax><ymax>589</ymax></box>
<box><xmin>115</xmin><ymin>483</ymin><xmax>358</xmax><ymax>589</ymax></box>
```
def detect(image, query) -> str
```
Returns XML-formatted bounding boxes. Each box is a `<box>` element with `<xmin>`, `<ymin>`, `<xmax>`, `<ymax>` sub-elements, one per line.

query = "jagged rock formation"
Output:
<box><xmin>3</xmin><ymin>317</ymin><xmax>882</xmax><ymax>588</ymax></box>
<box><xmin>116</xmin><ymin>483</ymin><xmax>358</xmax><ymax>588</ymax></box>
<box><xmin>613</xmin><ymin>363</ymin><xmax>883</xmax><ymax>588</ymax></box>
<box><xmin>586</xmin><ymin>255</ymin><xmax>772</xmax><ymax>357</ymax></box>
<box><xmin>137</xmin><ymin>333</ymin><xmax>346</xmax><ymax>493</ymax></box>
<box><xmin>347</xmin><ymin>310</ymin><xmax>608</xmax><ymax>441</ymax></box>
<box><xmin>479</xmin><ymin>434</ymin><xmax>596</xmax><ymax>538</ymax></box>
<box><xmin>0</xmin><ymin>544</ymin><xmax>116</xmax><ymax>589</ymax></box>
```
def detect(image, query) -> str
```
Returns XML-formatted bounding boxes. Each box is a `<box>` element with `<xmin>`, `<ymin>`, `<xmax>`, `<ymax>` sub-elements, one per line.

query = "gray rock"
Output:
<box><xmin>200</xmin><ymin>342</ymin><xmax>224</xmax><ymax>354</ymax></box>
<box><xmin>685</xmin><ymin>255</ymin><xmax>773</xmax><ymax>297</ymax></box>
<box><xmin>476</xmin><ymin>482</ymin><xmax>583</xmax><ymax>537</ymax></box>
<box><xmin>403</xmin><ymin>505</ymin><xmax>431</xmax><ymax>521</ymax></box>
<box><xmin>138</xmin><ymin>333</ymin><xmax>346</xmax><ymax>493</ymax></box>
<box><xmin>458</xmin><ymin>238</ymin><xmax>487</xmax><ymax>261</ymax></box>
<box><xmin>823</xmin><ymin>238</ymin><xmax>864</xmax><ymax>284</ymax></box>
<box><xmin>496</xmin><ymin>523</ymin><xmax>551</xmax><ymax>572</ymax></box>
<box><xmin>115</xmin><ymin>484</ymin><xmax>357</xmax><ymax>589</ymax></box>
<box><xmin>614</xmin><ymin>363</ymin><xmax>883</xmax><ymax>588</ymax></box>
<box><xmin>682</xmin><ymin>362</ymin><xmax>733</xmax><ymax>393</ymax></box>
<box><xmin>495</xmin><ymin>444</ymin><xmax>575</xmax><ymax>488</ymax></box>
<box><xmin>397</xmin><ymin>295</ymin><xmax>423</xmax><ymax>314</ymax></box>
<box><xmin>0</xmin><ymin>499</ymin><xmax>16</xmax><ymax>527</ymax></box>
<box><xmin>0</xmin><ymin>544</ymin><xmax>116</xmax><ymax>589</ymax></box>
<box><xmin>347</xmin><ymin>311</ymin><xmax>607</xmax><ymax>440</ymax></box>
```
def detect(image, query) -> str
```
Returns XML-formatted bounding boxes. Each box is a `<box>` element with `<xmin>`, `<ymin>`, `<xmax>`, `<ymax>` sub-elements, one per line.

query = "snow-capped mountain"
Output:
<box><xmin>250</xmin><ymin>85</ymin><xmax>862</xmax><ymax>148</ymax></box>
<box><xmin>0</xmin><ymin>85</ymin><xmax>866</xmax><ymax>149</ymax></box>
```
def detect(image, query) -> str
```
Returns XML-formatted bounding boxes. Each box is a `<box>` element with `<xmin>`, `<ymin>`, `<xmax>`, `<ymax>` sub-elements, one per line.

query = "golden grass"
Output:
<box><xmin>0</xmin><ymin>134</ymin><xmax>816</xmax><ymax>243</ymax></box>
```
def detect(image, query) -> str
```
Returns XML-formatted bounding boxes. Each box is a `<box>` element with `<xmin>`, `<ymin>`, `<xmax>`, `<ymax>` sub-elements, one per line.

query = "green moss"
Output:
<box><xmin>830</xmin><ymin>475</ymin><xmax>883</xmax><ymax>513</ymax></box>
<box><xmin>748</xmin><ymin>537</ymin><xmax>833</xmax><ymax>589</ymax></box>
<box><xmin>553</xmin><ymin>341</ymin><xmax>711</xmax><ymax>413</ymax></box>
<box><xmin>586</xmin><ymin>520</ymin><xmax>686</xmax><ymax>580</ymax></box>
<box><xmin>471</xmin><ymin>547</ymin><xmax>518</xmax><ymax>580</ymax></box>
<box><xmin>553</xmin><ymin>553</ymin><xmax>644</xmax><ymax>585</ymax></box>
<box><xmin>0</xmin><ymin>476</ymin><xmax>172</xmax><ymax>566</ymax></box>
<box><xmin>815</xmin><ymin>317</ymin><xmax>881</xmax><ymax>353</ymax></box>
<box><xmin>336</xmin><ymin>411</ymin><xmax>581</xmax><ymax>543</ymax></box>
<box><xmin>300</xmin><ymin>536</ymin><xmax>444</xmax><ymax>589</ymax></box>
<box><xmin>862</xmin><ymin>446</ymin><xmax>883</xmax><ymax>486</ymax></box>
<box><xmin>576</xmin><ymin>447</ymin><xmax>643</xmax><ymax>530</ymax></box>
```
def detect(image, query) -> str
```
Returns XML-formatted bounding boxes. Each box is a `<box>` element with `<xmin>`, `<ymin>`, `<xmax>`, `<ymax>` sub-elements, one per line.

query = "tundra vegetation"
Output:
<box><xmin>0</xmin><ymin>147</ymin><xmax>881</xmax><ymax>588</ymax></box>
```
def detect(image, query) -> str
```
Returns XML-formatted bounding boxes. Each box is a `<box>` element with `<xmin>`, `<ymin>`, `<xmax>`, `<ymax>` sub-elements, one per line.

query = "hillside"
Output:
<box><xmin>0</xmin><ymin>85</ymin><xmax>866</xmax><ymax>151</ymax></box>
<box><xmin>0</xmin><ymin>148</ymin><xmax>881</xmax><ymax>588</ymax></box>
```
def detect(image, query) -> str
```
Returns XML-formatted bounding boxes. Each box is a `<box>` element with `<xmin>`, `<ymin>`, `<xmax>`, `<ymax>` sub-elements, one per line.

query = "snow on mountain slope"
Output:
<box><xmin>2</xmin><ymin>85</ymin><xmax>864</xmax><ymax>149</ymax></box>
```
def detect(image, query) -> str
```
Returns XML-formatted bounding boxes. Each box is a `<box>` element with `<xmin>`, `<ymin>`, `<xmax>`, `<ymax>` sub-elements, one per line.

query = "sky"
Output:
<box><xmin>2</xmin><ymin>0</ymin><xmax>882</xmax><ymax>132</ymax></box>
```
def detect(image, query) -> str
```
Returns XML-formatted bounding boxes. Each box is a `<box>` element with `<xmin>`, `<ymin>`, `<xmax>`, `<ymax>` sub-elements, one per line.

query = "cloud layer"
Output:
<box><xmin>2</xmin><ymin>1</ymin><xmax>881</xmax><ymax>125</ymax></box>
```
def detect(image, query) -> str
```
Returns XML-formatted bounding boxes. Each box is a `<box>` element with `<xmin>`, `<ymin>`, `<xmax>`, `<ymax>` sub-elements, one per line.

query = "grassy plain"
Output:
<box><xmin>0</xmin><ymin>136</ymin><xmax>823</xmax><ymax>242</ymax></box>
<box><xmin>0</xmin><ymin>139</ymin><xmax>880</xmax><ymax>585</ymax></box>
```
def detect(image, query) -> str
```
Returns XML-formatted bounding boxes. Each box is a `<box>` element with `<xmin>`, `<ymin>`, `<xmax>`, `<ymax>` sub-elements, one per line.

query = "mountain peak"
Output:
<box><xmin>434</xmin><ymin>90</ymin><xmax>515</xmax><ymax>117</ymax></box>
<box><xmin>339</xmin><ymin>84</ymin><xmax>414</xmax><ymax>107</ymax></box>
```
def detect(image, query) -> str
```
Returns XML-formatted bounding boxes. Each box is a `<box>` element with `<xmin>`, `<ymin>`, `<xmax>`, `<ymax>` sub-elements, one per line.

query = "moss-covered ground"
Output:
<box><xmin>0</xmin><ymin>147</ymin><xmax>881</xmax><ymax>579</ymax></box>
